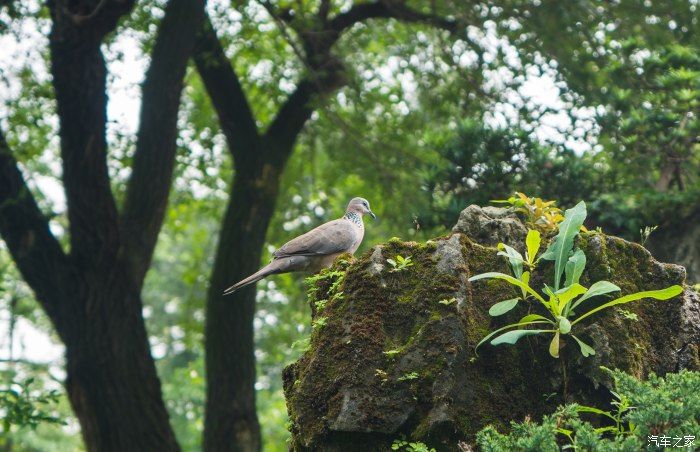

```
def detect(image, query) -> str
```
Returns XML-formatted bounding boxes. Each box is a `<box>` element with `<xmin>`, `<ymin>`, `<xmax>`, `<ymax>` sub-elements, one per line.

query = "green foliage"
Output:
<box><xmin>493</xmin><ymin>193</ymin><xmax>565</xmax><ymax>232</ymax></box>
<box><xmin>391</xmin><ymin>438</ymin><xmax>436</xmax><ymax>452</ymax></box>
<box><xmin>477</xmin><ymin>369</ymin><xmax>700</xmax><ymax>451</ymax></box>
<box><xmin>0</xmin><ymin>378</ymin><xmax>64</xmax><ymax>433</ymax></box>
<box><xmin>397</xmin><ymin>372</ymin><xmax>419</xmax><ymax>382</ymax></box>
<box><xmin>421</xmin><ymin>122</ymin><xmax>600</xmax><ymax>230</ymax></box>
<box><xmin>470</xmin><ymin>201</ymin><xmax>683</xmax><ymax>358</ymax></box>
<box><xmin>387</xmin><ymin>255</ymin><xmax>415</xmax><ymax>273</ymax></box>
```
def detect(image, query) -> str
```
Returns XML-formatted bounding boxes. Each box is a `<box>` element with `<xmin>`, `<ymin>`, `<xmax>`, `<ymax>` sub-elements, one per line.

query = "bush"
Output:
<box><xmin>477</xmin><ymin>369</ymin><xmax>699</xmax><ymax>451</ymax></box>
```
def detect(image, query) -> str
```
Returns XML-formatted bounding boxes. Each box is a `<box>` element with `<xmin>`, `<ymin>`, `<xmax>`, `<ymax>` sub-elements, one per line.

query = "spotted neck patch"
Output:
<box><xmin>344</xmin><ymin>211</ymin><xmax>362</xmax><ymax>226</ymax></box>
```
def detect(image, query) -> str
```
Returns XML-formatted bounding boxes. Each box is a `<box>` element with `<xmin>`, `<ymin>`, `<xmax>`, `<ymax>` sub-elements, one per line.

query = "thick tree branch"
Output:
<box><xmin>49</xmin><ymin>17</ymin><xmax>122</xmax><ymax>270</ymax></box>
<box><xmin>0</xmin><ymin>130</ymin><xmax>74</xmax><ymax>328</ymax></box>
<box><xmin>120</xmin><ymin>0</ymin><xmax>206</xmax><ymax>288</ymax></box>
<box><xmin>49</xmin><ymin>0</ymin><xmax>135</xmax><ymax>39</ymax></box>
<box><xmin>193</xmin><ymin>16</ymin><xmax>260</xmax><ymax>163</ymax></box>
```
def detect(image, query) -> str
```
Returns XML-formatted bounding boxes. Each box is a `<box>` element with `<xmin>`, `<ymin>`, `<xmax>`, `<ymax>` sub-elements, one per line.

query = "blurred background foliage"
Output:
<box><xmin>0</xmin><ymin>0</ymin><xmax>698</xmax><ymax>449</ymax></box>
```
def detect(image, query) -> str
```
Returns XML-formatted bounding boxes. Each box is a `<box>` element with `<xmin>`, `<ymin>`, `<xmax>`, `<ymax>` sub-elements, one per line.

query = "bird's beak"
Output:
<box><xmin>369</xmin><ymin>211</ymin><xmax>376</xmax><ymax>220</ymax></box>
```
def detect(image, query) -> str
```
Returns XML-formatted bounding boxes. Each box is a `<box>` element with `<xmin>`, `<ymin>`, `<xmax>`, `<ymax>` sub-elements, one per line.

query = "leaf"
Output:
<box><xmin>519</xmin><ymin>314</ymin><xmax>553</xmax><ymax>324</ymax></box>
<box><xmin>549</xmin><ymin>332</ymin><xmax>560</xmax><ymax>358</ymax></box>
<box><xmin>577</xmin><ymin>405</ymin><xmax>615</xmax><ymax>420</ymax></box>
<box><xmin>572</xmin><ymin>285</ymin><xmax>683</xmax><ymax>325</ymax></box>
<box><xmin>569</xmin><ymin>280</ymin><xmax>621</xmax><ymax>313</ymax></box>
<box><xmin>386</xmin><ymin>259</ymin><xmax>396</xmax><ymax>267</ymax></box>
<box><xmin>475</xmin><ymin>320</ymin><xmax>552</xmax><ymax>352</ymax></box>
<box><xmin>564</xmin><ymin>249</ymin><xmax>586</xmax><ymax>287</ymax></box>
<box><xmin>556</xmin><ymin>283</ymin><xmax>587</xmax><ymax>314</ymax></box>
<box><xmin>497</xmin><ymin>243</ymin><xmax>524</xmax><ymax>279</ymax></box>
<box><xmin>540</xmin><ymin>201</ymin><xmax>587</xmax><ymax>290</ymax></box>
<box><xmin>571</xmin><ymin>335</ymin><xmax>596</xmax><ymax>357</ymax></box>
<box><xmin>491</xmin><ymin>329</ymin><xmax>550</xmax><ymax>346</ymax></box>
<box><xmin>526</xmin><ymin>229</ymin><xmax>541</xmax><ymax>265</ymax></box>
<box><xmin>488</xmin><ymin>298</ymin><xmax>520</xmax><ymax>316</ymax></box>
<box><xmin>469</xmin><ymin>272</ymin><xmax>546</xmax><ymax>303</ymax></box>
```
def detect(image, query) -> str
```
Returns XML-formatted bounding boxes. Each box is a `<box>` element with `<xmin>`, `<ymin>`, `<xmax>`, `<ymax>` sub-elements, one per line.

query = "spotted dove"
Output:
<box><xmin>223</xmin><ymin>197</ymin><xmax>375</xmax><ymax>295</ymax></box>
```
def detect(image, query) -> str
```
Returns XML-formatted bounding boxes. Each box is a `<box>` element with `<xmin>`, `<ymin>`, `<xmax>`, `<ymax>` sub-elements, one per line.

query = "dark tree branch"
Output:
<box><xmin>50</xmin><ymin>0</ymin><xmax>135</xmax><ymax>39</ymax></box>
<box><xmin>0</xmin><ymin>130</ymin><xmax>75</xmax><ymax>332</ymax></box>
<box><xmin>49</xmin><ymin>8</ymin><xmax>124</xmax><ymax>270</ymax></box>
<box><xmin>120</xmin><ymin>0</ymin><xmax>206</xmax><ymax>288</ymax></box>
<box><xmin>193</xmin><ymin>15</ymin><xmax>260</xmax><ymax>164</ymax></box>
<box><xmin>330</xmin><ymin>0</ymin><xmax>456</xmax><ymax>35</ymax></box>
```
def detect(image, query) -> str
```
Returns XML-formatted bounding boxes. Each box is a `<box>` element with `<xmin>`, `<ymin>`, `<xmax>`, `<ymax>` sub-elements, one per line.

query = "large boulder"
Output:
<box><xmin>283</xmin><ymin>205</ymin><xmax>700</xmax><ymax>450</ymax></box>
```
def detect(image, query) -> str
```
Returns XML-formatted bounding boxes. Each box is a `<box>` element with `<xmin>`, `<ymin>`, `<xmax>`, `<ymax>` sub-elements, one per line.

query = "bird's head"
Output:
<box><xmin>347</xmin><ymin>197</ymin><xmax>376</xmax><ymax>219</ymax></box>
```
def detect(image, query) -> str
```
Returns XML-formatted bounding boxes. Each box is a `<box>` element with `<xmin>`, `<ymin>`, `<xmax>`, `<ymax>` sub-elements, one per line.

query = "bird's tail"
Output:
<box><xmin>222</xmin><ymin>261</ymin><xmax>281</xmax><ymax>295</ymax></box>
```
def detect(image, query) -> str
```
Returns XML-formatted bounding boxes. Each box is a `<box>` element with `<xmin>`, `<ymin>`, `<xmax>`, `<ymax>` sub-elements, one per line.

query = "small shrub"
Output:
<box><xmin>387</xmin><ymin>255</ymin><xmax>414</xmax><ymax>273</ymax></box>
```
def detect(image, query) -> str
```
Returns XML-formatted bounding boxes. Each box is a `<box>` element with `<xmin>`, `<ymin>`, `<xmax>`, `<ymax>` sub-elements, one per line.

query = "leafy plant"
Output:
<box><xmin>639</xmin><ymin>225</ymin><xmax>658</xmax><ymax>245</ymax></box>
<box><xmin>391</xmin><ymin>438</ymin><xmax>436</xmax><ymax>452</ymax></box>
<box><xmin>492</xmin><ymin>192</ymin><xmax>571</xmax><ymax>232</ymax></box>
<box><xmin>477</xmin><ymin>369</ymin><xmax>700</xmax><ymax>451</ymax></box>
<box><xmin>387</xmin><ymin>255</ymin><xmax>414</xmax><ymax>273</ymax></box>
<box><xmin>311</xmin><ymin>316</ymin><xmax>327</xmax><ymax>330</ymax></box>
<box><xmin>0</xmin><ymin>378</ymin><xmax>65</xmax><ymax>433</ymax></box>
<box><xmin>470</xmin><ymin>201</ymin><xmax>683</xmax><ymax>358</ymax></box>
<box><xmin>398</xmin><ymin>372</ymin><xmax>419</xmax><ymax>382</ymax></box>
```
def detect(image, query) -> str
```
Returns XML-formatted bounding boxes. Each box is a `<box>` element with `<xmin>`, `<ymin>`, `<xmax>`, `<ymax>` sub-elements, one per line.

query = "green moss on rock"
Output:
<box><xmin>283</xmin><ymin>206</ymin><xmax>700</xmax><ymax>451</ymax></box>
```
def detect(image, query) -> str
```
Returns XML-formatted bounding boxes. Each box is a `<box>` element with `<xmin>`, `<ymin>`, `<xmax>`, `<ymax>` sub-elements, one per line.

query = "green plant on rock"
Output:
<box><xmin>470</xmin><ymin>201</ymin><xmax>683</xmax><ymax>358</ymax></box>
<box><xmin>305</xmin><ymin>270</ymin><xmax>345</xmax><ymax>310</ymax></box>
<box><xmin>397</xmin><ymin>372</ymin><xmax>419</xmax><ymax>382</ymax></box>
<box><xmin>391</xmin><ymin>438</ymin><xmax>436</xmax><ymax>452</ymax></box>
<box><xmin>387</xmin><ymin>255</ymin><xmax>414</xmax><ymax>273</ymax></box>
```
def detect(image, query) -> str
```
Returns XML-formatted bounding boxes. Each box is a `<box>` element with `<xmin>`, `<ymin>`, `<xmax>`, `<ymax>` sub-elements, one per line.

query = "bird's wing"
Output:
<box><xmin>273</xmin><ymin>219</ymin><xmax>357</xmax><ymax>258</ymax></box>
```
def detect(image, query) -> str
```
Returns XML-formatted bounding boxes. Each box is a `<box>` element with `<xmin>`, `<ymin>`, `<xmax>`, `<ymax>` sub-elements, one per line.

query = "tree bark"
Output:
<box><xmin>204</xmin><ymin>145</ymin><xmax>285</xmax><ymax>452</ymax></box>
<box><xmin>63</xmin><ymin>285</ymin><xmax>181</xmax><ymax>451</ymax></box>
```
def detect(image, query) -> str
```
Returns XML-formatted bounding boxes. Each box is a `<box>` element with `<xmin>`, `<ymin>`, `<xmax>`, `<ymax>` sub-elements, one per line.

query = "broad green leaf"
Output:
<box><xmin>488</xmin><ymin>298</ymin><xmax>520</xmax><ymax>316</ymax></box>
<box><xmin>475</xmin><ymin>320</ymin><xmax>552</xmax><ymax>352</ymax></box>
<box><xmin>568</xmin><ymin>280</ymin><xmax>621</xmax><ymax>314</ymax></box>
<box><xmin>519</xmin><ymin>314</ymin><xmax>554</xmax><ymax>324</ymax></box>
<box><xmin>491</xmin><ymin>329</ymin><xmax>551</xmax><ymax>346</ymax></box>
<box><xmin>572</xmin><ymin>285</ymin><xmax>683</xmax><ymax>325</ymax></box>
<box><xmin>497</xmin><ymin>243</ymin><xmax>524</xmax><ymax>279</ymax></box>
<box><xmin>556</xmin><ymin>283</ymin><xmax>587</xmax><ymax>314</ymax></box>
<box><xmin>558</xmin><ymin>316</ymin><xmax>571</xmax><ymax>334</ymax></box>
<box><xmin>549</xmin><ymin>332</ymin><xmax>560</xmax><ymax>358</ymax></box>
<box><xmin>540</xmin><ymin>201</ymin><xmax>587</xmax><ymax>290</ymax></box>
<box><xmin>564</xmin><ymin>249</ymin><xmax>586</xmax><ymax>287</ymax></box>
<box><xmin>468</xmin><ymin>272</ymin><xmax>546</xmax><ymax>303</ymax></box>
<box><xmin>526</xmin><ymin>229</ymin><xmax>541</xmax><ymax>265</ymax></box>
<box><xmin>571</xmin><ymin>335</ymin><xmax>596</xmax><ymax>357</ymax></box>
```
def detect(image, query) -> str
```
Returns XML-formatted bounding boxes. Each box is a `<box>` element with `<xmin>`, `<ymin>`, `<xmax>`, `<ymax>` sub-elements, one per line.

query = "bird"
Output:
<box><xmin>223</xmin><ymin>197</ymin><xmax>376</xmax><ymax>295</ymax></box>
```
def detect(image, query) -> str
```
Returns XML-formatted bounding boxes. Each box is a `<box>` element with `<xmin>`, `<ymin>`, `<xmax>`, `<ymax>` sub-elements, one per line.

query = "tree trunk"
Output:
<box><xmin>63</xmin><ymin>284</ymin><xmax>180</xmax><ymax>452</ymax></box>
<box><xmin>204</xmin><ymin>144</ymin><xmax>286</xmax><ymax>452</ymax></box>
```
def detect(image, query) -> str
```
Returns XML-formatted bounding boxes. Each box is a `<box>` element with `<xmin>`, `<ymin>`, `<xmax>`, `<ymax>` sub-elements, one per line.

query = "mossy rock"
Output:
<box><xmin>283</xmin><ymin>205</ymin><xmax>700</xmax><ymax>451</ymax></box>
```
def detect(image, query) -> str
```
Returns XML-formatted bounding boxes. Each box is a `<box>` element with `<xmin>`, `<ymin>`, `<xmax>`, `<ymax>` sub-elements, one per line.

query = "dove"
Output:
<box><xmin>223</xmin><ymin>197</ymin><xmax>375</xmax><ymax>295</ymax></box>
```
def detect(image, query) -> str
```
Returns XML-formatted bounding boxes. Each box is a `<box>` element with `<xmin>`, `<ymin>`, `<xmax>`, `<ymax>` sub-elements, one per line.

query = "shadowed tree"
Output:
<box><xmin>0</xmin><ymin>0</ymin><xmax>205</xmax><ymax>449</ymax></box>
